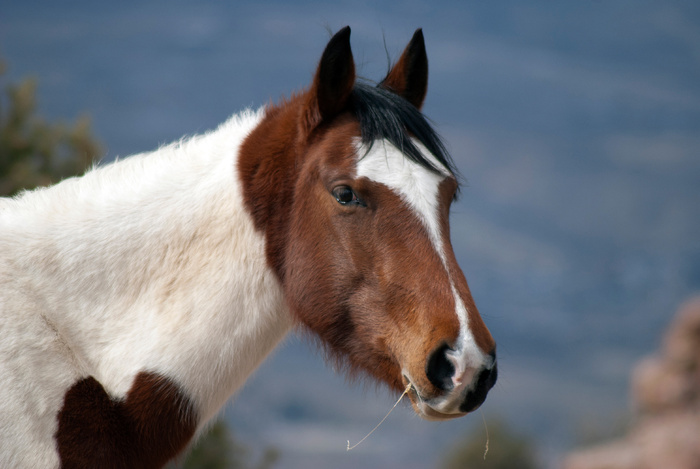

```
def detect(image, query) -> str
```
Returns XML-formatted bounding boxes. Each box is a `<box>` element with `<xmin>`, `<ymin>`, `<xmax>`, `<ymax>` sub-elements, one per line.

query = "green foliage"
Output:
<box><xmin>0</xmin><ymin>60</ymin><xmax>101</xmax><ymax>196</ymax></box>
<box><xmin>441</xmin><ymin>418</ymin><xmax>541</xmax><ymax>469</ymax></box>
<box><xmin>169</xmin><ymin>420</ymin><xmax>279</xmax><ymax>469</ymax></box>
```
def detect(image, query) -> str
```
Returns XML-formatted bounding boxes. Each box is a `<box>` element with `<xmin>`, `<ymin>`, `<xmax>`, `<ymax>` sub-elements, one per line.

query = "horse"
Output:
<box><xmin>0</xmin><ymin>27</ymin><xmax>497</xmax><ymax>468</ymax></box>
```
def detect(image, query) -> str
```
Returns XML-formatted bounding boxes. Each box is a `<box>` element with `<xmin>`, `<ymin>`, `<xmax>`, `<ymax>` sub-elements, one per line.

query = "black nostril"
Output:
<box><xmin>426</xmin><ymin>343</ymin><xmax>455</xmax><ymax>391</ymax></box>
<box><xmin>459</xmin><ymin>360</ymin><xmax>498</xmax><ymax>413</ymax></box>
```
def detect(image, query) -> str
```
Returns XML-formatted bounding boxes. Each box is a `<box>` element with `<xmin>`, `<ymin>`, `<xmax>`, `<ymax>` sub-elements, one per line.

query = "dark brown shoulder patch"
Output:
<box><xmin>56</xmin><ymin>372</ymin><xmax>197</xmax><ymax>469</ymax></box>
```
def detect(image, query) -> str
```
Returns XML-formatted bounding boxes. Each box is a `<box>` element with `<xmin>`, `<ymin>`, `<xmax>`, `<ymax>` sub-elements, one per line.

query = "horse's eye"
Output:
<box><xmin>332</xmin><ymin>185</ymin><xmax>363</xmax><ymax>206</ymax></box>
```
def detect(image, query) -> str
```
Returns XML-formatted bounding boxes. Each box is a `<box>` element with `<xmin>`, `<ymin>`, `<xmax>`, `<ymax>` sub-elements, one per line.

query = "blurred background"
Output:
<box><xmin>2</xmin><ymin>1</ymin><xmax>698</xmax><ymax>468</ymax></box>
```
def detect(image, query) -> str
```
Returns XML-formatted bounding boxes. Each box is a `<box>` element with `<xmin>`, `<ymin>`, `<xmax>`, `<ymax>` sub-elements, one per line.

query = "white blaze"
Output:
<box><xmin>355</xmin><ymin>139</ymin><xmax>486</xmax><ymax>412</ymax></box>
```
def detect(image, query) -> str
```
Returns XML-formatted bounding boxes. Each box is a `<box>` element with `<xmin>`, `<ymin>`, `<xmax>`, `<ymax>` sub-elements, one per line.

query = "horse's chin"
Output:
<box><xmin>408</xmin><ymin>397</ymin><xmax>468</xmax><ymax>421</ymax></box>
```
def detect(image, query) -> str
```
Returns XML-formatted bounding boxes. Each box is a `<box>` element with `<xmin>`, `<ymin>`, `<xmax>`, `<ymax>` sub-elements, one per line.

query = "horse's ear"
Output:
<box><xmin>380</xmin><ymin>29</ymin><xmax>428</xmax><ymax>110</ymax></box>
<box><xmin>305</xmin><ymin>26</ymin><xmax>356</xmax><ymax>129</ymax></box>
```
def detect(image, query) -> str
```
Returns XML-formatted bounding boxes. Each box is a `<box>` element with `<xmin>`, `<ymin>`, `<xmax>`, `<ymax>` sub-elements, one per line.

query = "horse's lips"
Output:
<box><xmin>402</xmin><ymin>376</ymin><xmax>469</xmax><ymax>421</ymax></box>
<box><xmin>407</xmin><ymin>391</ymin><xmax>468</xmax><ymax>421</ymax></box>
<box><xmin>417</xmin><ymin>405</ymin><xmax>467</xmax><ymax>421</ymax></box>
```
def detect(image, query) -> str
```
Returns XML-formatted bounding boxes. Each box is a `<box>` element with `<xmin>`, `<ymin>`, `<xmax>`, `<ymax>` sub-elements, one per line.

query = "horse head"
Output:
<box><xmin>240</xmin><ymin>26</ymin><xmax>497</xmax><ymax>420</ymax></box>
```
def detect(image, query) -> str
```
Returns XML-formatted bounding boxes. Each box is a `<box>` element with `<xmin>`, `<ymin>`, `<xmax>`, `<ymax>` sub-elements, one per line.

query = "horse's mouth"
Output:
<box><xmin>413</xmin><ymin>401</ymin><xmax>468</xmax><ymax>421</ymax></box>
<box><xmin>402</xmin><ymin>376</ymin><xmax>469</xmax><ymax>421</ymax></box>
<box><xmin>403</xmin><ymin>375</ymin><xmax>493</xmax><ymax>421</ymax></box>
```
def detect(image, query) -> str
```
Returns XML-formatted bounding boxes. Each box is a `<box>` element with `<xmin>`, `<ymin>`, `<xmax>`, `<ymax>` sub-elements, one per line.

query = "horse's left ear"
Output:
<box><xmin>304</xmin><ymin>26</ymin><xmax>356</xmax><ymax>131</ymax></box>
<box><xmin>380</xmin><ymin>29</ymin><xmax>428</xmax><ymax>110</ymax></box>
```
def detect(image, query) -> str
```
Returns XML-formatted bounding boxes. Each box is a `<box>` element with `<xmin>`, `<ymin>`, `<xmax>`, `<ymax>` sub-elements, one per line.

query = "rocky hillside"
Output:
<box><xmin>563</xmin><ymin>297</ymin><xmax>700</xmax><ymax>469</ymax></box>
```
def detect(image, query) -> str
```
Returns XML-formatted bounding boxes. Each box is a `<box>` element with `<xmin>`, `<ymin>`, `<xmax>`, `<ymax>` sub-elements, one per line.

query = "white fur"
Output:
<box><xmin>0</xmin><ymin>108</ymin><xmax>293</xmax><ymax>468</ymax></box>
<box><xmin>355</xmin><ymin>139</ymin><xmax>487</xmax><ymax>415</ymax></box>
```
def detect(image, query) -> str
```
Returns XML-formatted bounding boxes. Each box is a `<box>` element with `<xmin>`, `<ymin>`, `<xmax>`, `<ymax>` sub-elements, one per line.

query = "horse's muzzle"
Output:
<box><xmin>409</xmin><ymin>348</ymin><xmax>497</xmax><ymax>420</ymax></box>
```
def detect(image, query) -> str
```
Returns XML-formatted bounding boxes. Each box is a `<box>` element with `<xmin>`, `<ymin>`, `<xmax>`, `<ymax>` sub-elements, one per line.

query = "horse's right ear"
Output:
<box><xmin>303</xmin><ymin>26</ymin><xmax>356</xmax><ymax>131</ymax></box>
<box><xmin>380</xmin><ymin>29</ymin><xmax>428</xmax><ymax>110</ymax></box>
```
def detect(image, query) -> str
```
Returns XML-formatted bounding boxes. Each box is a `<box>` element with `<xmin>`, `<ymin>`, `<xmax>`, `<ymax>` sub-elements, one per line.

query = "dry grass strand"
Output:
<box><xmin>346</xmin><ymin>382</ymin><xmax>412</xmax><ymax>451</ymax></box>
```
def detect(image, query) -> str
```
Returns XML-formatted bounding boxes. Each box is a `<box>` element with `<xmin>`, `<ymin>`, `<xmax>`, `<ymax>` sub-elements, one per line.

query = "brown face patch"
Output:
<box><xmin>55</xmin><ymin>372</ymin><xmax>197</xmax><ymax>469</ymax></box>
<box><xmin>270</xmin><ymin>121</ymin><xmax>459</xmax><ymax>396</ymax></box>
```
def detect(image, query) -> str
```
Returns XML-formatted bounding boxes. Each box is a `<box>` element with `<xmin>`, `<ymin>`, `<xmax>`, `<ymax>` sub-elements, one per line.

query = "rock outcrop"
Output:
<box><xmin>563</xmin><ymin>297</ymin><xmax>700</xmax><ymax>469</ymax></box>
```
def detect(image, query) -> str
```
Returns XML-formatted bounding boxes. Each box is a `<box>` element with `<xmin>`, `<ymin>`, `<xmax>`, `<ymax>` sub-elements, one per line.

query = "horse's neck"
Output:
<box><xmin>2</xmin><ymin>109</ymin><xmax>292</xmax><ymax>422</ymax></box>
<box><xmin>236</xmin><ymin>98</ymin><xmax>307</xmax><ymax>281</ymax></box>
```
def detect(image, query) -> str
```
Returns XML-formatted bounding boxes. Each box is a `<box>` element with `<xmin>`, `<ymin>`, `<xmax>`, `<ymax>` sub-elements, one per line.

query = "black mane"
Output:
<box><xmin>350</xmin><ymin>82</ymin><xmax>458</xmax><ymax>178</ymax></box>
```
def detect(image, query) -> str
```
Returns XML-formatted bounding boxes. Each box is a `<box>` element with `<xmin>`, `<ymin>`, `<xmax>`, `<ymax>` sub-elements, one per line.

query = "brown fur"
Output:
<box><xmin>56</xmin><ymin>372</ymin><xmax>196</xmax><ymax>469</ymax></box>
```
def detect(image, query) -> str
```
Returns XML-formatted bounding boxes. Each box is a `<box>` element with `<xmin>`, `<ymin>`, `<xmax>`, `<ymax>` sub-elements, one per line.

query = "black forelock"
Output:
<box><xmin>350</xmin><ymin>81</ymin><xmax>458</xmax><ymax>178</ymax></box>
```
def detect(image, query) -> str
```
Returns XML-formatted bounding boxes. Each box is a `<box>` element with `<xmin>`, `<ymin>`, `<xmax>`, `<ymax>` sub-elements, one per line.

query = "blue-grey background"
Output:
<box><xmin>2</xmin><ymin>1</ymin><xmax>699</xmax><ymax>467</ymax></box>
